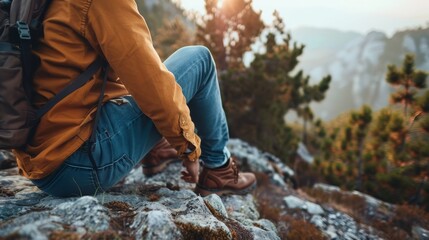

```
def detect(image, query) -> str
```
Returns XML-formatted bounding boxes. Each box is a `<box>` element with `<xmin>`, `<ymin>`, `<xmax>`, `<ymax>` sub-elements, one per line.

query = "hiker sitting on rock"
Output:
<box><xmin>13</xmin><ymin>0</ymin><xmax>256</xmax><ymax>197</ymax></box>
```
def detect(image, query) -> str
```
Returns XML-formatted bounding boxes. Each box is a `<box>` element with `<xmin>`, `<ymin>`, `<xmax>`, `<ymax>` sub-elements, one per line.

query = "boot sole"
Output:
<box><xmin>194</xmin><ymin>181</ymin><xmax>257</xmax><ymax>197</ymax></box>
<box><xmin>143</xmin><ymin>158</ymin><xmax>179</xmax><ymax>177</ymax></box>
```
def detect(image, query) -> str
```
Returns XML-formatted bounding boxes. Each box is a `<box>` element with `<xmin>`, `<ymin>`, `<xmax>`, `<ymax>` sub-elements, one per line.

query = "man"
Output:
<box><xmin>14</xmin><ymin>0</ymin><xmax>256</xmax><ymax>197</ymax></box>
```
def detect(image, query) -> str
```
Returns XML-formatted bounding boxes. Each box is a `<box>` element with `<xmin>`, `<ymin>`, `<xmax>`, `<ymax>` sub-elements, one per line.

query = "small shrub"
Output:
<box><xmin>372</xmin><ymin>220</ymin><xmax>410</xmax><ymax>240</ymax></box>
<box><xmin>285</xmin><ymin>218</ymin><xmax>326</xmax><ymax>240</ymax></box>
<box><xmin>148</xmin><ymin>193</ymin><xmax>161</xmax><ymax>202</ymax></box>
<box><xmin>81</xmin><ymin>230</ymin><xmax>122</xmax><ymax>240</ymax></box>
<box><xmin>104</xmin><ymin>201</ymin><xmax>133</xmax><ymax>212</ymax></box>
<box><xmin>393</xmin><ymin>204</ymin><xmax>429</xmax><ymax>233</ymax></box>
<box><xmin>303</xmin><ymin>187</ymin><xmax>367</xmax><ymax>221</ymax></box>
<box><xmin>50</xmin><ymin>231</ymin><xmax>80</xmax><ymax>240</ymax></box>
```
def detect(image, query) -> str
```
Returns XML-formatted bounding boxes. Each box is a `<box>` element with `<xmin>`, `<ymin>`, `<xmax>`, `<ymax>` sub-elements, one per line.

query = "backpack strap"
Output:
<box><xmin>36</xmin><ymin>57</ymin><xmax>106</xmax><ymax>118</ymax></box>
<box><xmin>16</xmin><ymin>21</ymin><xmax>34</xmax><ymax>99</ymax></box>
<box><xmin>88</xmin><ymin>61</ymin><xmax>109</xmax><ymax>171</ymax></box>
<box><xmin>9</xmin><ymin>0</ymin><xmax>53</xmax><ymax>102</ymax></box>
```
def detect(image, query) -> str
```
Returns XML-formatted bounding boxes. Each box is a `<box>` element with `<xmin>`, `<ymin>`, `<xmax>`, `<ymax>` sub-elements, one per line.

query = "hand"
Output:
<box><xmin>181</xmin><ymin>159</ymin><xmax>200</xmax><ymax>183</ymax></box>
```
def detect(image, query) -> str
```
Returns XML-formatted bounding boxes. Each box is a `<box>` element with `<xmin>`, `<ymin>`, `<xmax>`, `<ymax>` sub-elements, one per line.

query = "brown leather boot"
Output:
<box><xmin>195</xmin><ymin>158</ymin><xmax>257</xmax><ymax>196</ymax></box>
<box><xmin>142</xmin><ymin>138</ymin><xmax>179</xmax><ymax>176</ymax></box>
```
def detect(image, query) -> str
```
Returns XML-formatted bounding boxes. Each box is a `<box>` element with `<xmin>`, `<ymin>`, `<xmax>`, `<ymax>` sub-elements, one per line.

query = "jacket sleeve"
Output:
<box><xmin>85</xmin><ymin>0</ymin><xmax>200</xmax><ymax>161</ymax></box>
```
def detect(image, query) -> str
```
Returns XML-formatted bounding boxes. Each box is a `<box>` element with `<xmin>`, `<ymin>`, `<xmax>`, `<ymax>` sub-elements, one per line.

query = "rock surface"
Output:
<box><xmin>1</xmin><ymin>139</ymin><xmax>426</xmax><ymax>239</ymax></box>
<box><xmin>0</xmin><ymin>140</ymin><xmax>280</xmax><ymax>240</ymax></box>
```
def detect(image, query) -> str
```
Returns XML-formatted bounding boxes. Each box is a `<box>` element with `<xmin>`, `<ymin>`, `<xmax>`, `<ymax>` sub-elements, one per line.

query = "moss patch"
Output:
<box><xmin>148</xmin><ymin>193</ymin><xmax>161</xmax><ymax>202</ymax></box>
<box><xmin>104</xmin><ymin>201</ymin><xmax>133</xmax><ymax>212</ymax></box>
<box><xmin>49</xmin><ymin>231</ymin><xmax>80</xmax><ymax>240</ymax></box>
<box><xmin>166</xmin><ymin>182</ymin><xmax>180</xmax><ymax>191</ymax></box>
<box><xmin>81</xmin><ymin>230</ymin><xmax>122</xmax><ymax>240</ymax></box>
<box><xmin>103</xmin><ymin>201</ymin><xmax>136</xmax><ymax>239</ymax></box>
<box><xmin>0</xmin><ymin>186</ymin><xmax>16</xmax><ymax>197</ymax></box>
<box><xmin>223</xmin><ymin>219</ymin><xmax>253</xmax><ymax>240</ymax></box>
<box><xmin>176</xmin><ymin>222</ymin><xmax>231</xmax><ymax>240</ymax></box>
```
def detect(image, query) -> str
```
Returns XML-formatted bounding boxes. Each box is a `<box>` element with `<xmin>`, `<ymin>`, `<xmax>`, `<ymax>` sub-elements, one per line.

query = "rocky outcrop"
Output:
<box><xmin>1</xmin><ymin>139</ymin><xmax>428</xmax><ymax>239</ymax></box>
<box><xmin>0</xmin><ymin>140</ymin><xmax>280</xmax><ymax>240</ymax></box>
<box><xmin>0</xmin><ymin>150</ymin><xmax>16</xmax><ymax>170</ymax></box>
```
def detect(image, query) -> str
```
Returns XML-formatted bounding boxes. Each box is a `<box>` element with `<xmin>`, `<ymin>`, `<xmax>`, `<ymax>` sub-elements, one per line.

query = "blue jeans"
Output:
<box><xmin>32</xmin><ymin>46</ymin><xmax>231</xmax><ymax>197</ymax></box>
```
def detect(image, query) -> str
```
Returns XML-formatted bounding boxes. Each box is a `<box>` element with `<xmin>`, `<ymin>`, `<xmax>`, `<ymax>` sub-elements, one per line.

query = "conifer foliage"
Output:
<box><xmin>312</xmin><ymin>54</ymin><xmax>428</xmax><ymax>208</ymax></box>
<box><xmin>196</xmin><ymin>0</ymin><xmax>265</xmax><ymax>71</ymax></box>
<box><xmin>218</xmin><ymin>12</ymin><xmax>331</xmax><ymax>162</ymax></box>
<box><xmin>349</xmin><ymin>106</ymin><xmax>372</xmax><ymax>190</ymax></box>
<box><xmin>386</xmin><ymin>54</ymin><xmax>427</xmax><ymax>116</ymax></box>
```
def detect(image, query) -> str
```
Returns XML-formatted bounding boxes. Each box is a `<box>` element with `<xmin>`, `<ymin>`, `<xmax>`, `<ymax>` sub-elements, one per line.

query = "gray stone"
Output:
<box><xmin>271</xmin><ymin>173</ymin><xmax>286</xmax><ymax>187</ymax></box>
<box><xmin>0</xmin><ymin>203</ymin><xmax>31</xmax><ymax>221</ymax></box>
<box><xmin>204</xmin><ymin>194</ymin><xmax>228</xmax><ymax>219</ymax></box>
<box><xmin>412</xmin><ymin>226</ymin><xmax>429</xmax><ymax>240</ymax></box>
<box><xmin>222</xmin><ymin>194</ymin><xmax>260</xmax><ymax>220</ymax></box>
<box><xmin>311</xmin><ymin>215</ymin><xmax>325</xmax><ymax>229</ymax></box>
<box><xmin>132</xmin><ymin>210</ymin><xmax>181</xmax><ymax>240</ymax></box>
<box><xmin>314</xmin><ymin>183</ymin><xmax>341</xmax><ymax>192</ymax></box>
<box><xmin>0</xmin><ymin>171</ymin><xmax>35</xmax><ymax>193</ymax></box>
<box><xmin>325</xmin><ymin>225</ymin><xmax>338</xmax><ymax>240</ymax></box>
<box><xmin>0</xmin><ymin>150</ymin><xmax>16</xmax><ymax>169</ymax></box>
<box><xmin>0</xmin><ymin>212</ymin><xmax>63</xmax><ymax>238</ymax></box>
<box><xmin>246</xmin><ymin>226</ymin><xmax>281</xmax><ymax>240</ymax></box>
<box><xmin>228</xmin><ymin>212</ymin><xmax>255</xmax><ymax>227</ymax></box>
<box><xmin>227</xmin><ymin>139</ymin><xmax>275</xmax><ymax>173</ymax></box>
<box><xmin>344</xmin><ymin>231</ymin><xmax>360</xmax><ymax>240</ymax></box>
<box><xmin>175</xmin><ymin>197</ymin><xmax>232</xmax><ymax>239</ymax></box>
<box><xmin>305</xmin><ymin>201</ymin><xmax>324</xmax><ymax>215</ymax></box>
<box><xmin>254</xmin><ymin>219</ymin><xmax>278</xmax><ymax>233</ymax></box>
<box><xmin>284</xmin><ymin>195</ymin><xmax>305</xmax><ymax>209</ymax></box>
<box><xmin>20</xmin><ymin>219</ymin><xmax>65</xmax><ymax>240</ymax></box>
<box><xmin>52</xmin><ymin>196</ymin><xmax>110</xmax><ymax>232</ymax></box>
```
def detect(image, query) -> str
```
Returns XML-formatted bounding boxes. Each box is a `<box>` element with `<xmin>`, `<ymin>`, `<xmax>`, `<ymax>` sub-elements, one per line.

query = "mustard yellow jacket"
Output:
<box><xmin>14</xmin><ymin>0</ymin><xmax>201</xmax><ymax>179</ymax></box>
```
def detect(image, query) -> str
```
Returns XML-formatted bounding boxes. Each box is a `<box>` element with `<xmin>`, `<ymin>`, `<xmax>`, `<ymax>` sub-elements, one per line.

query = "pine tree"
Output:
<box><xmin>370</xmin><ymin>109</ymin><xmax>393</xmax><ymax>172</ymax></box>
<box><xmin>409</xmin><ymin>91</ymin><xmax>429</xmax><ymax>172</ymax></box>
<box><xmin>386</xmin><ymin>113</ymin><xmax>408</xmax><ymax>166</ymax></box>
<box><xmin>297</xmin><ymin>75</ymin><xmax>331</xmax><ymax>144</ymax></box>
<box><xmin>196</xmin><ymin>0</ymin><xmax>264</xmax><ymax>71</ymax></box>
<box><xmin>221</xmin><ymin>12</ymin><xmax>330</xmax><ymax>163</ymax></box>
<box><xmin>416</xmin><ymin>91</ymin><xmax>429</xmax><ymax>132</ymax></box>
<box><xmin>349</xmin><ymin>105</ymin><xmax>372</xmax><ymax>190</ymax></box>
<box><xmin>386</xmin><ymin>54</ymin><xmax>427</xmax><ymax>116</ymax></box>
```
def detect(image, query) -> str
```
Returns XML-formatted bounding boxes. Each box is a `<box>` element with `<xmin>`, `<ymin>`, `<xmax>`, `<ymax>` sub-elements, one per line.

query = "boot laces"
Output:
<box><xmin>231</xmin><ymin>158</ymin><xmax>239</xmax><ymax>184</ymax></box>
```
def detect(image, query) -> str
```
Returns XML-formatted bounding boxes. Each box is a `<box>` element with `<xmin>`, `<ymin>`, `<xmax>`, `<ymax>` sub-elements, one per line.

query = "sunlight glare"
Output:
<box><xmin>217</xmin><ymin>0</ymin><xmax>223</xmax><ymax>8</ymax></box>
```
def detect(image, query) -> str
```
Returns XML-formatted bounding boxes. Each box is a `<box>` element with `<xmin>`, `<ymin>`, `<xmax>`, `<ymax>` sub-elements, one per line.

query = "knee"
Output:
<box><xmin>193</xmin><ymin>45</ymin><xmax>212</xmax><ymax>58</ymax></box>
<box><xmin>180</xmin><ymin>45</ymin><xmax>214</xmax><ymax>66</ymax></box>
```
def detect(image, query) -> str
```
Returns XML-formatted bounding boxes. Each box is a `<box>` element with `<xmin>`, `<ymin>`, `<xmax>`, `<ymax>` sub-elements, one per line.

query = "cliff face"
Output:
<box><xmin>1</xmin><ymin>140</ymin><xmax>428</xmax><ymax>240</ymax></box>
<box><xmin>292</xmin><ymin>27</ymin><xmax>429</xmax><ymax>120</ymax></box>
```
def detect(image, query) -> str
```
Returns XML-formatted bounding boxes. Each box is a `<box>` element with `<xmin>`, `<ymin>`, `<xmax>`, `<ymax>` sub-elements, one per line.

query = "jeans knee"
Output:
<box><xmin>195</xmin><ymin>45</ymin><xmax>212</xmax><ymax>58</ymax></box>
<box><xmin>185</xmin><ymin>45</ymin><xmax>211</xmax><ymax>56</ymax></box>
<box><xmin>180</xmin><ymin>45</ymin><xmax>214</xmax><ymax>67</ymax></box>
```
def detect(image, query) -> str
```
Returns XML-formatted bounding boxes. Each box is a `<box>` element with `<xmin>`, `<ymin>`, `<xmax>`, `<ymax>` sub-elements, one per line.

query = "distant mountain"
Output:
<box><xmin>292</xmin><ymin>27</ymin><xmax>363</xmax><ymax>72</ymax></box>
<box><xmin>291</xmin><ymin>27</ymin><xmax>429</xmax><ymax>120</ymax></box>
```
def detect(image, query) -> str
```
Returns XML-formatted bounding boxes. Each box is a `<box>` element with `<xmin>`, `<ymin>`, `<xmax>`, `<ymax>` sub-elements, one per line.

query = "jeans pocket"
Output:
<box><xmin>100</xmin><ymin>97</ymin><xmax>142</xmax><ymax>138</ymax></box>
<box><xmin>107</xmin><ymin>96</ymin><xmax>141</xmax><ymax>118</ymax></box>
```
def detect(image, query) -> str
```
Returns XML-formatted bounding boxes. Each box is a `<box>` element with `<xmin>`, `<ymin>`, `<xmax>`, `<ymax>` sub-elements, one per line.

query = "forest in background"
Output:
<box><xmin>136</xmin><ymin>0</ymin><xmax>429</xmax><ymax>211</ymax></box>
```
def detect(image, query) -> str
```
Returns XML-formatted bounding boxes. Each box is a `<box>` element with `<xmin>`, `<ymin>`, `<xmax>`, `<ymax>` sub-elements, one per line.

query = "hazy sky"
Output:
<box><xmin>174</xmin><ymin>0</ymin><xmax>429</xmax><ymax>35</ymax></box>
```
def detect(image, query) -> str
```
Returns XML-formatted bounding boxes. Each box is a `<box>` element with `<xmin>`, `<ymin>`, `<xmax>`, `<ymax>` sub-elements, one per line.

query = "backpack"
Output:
<box><xmin>0</xmin><ymin>0</ymin><xmax>106</xmax><ymax>150</ymax></box>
